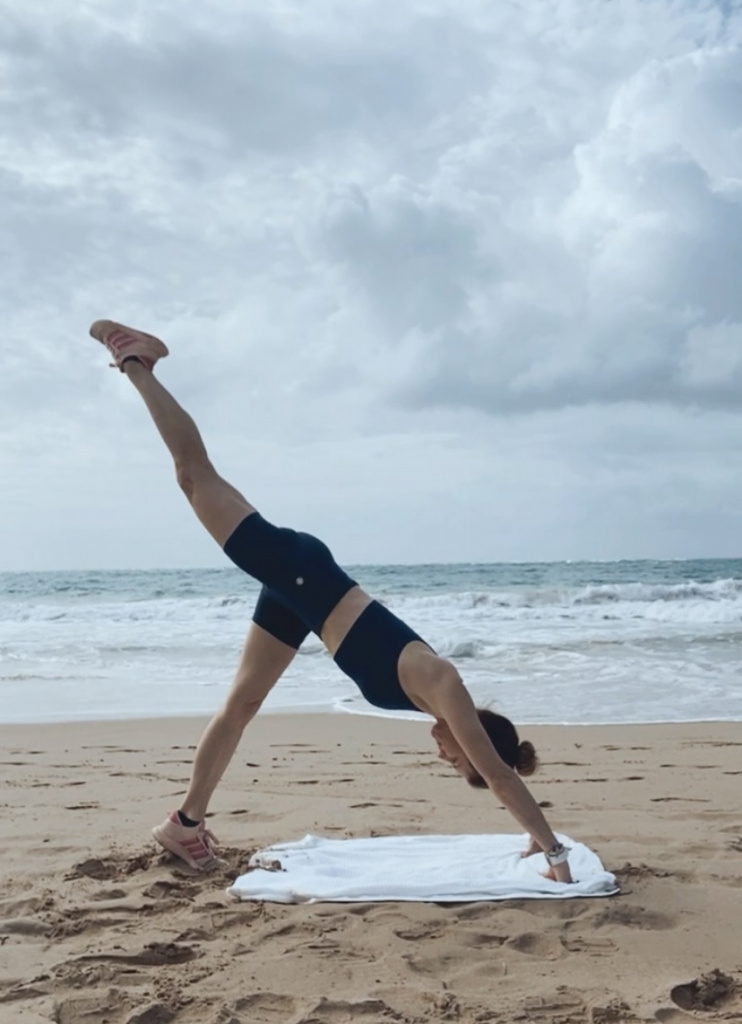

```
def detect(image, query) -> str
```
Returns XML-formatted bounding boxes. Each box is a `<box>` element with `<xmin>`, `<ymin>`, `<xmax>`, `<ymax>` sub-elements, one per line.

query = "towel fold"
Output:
<box><xmin>227</xmin><ymin>832</ymin><xmax>618</xmax><ymax>904</ymax></box>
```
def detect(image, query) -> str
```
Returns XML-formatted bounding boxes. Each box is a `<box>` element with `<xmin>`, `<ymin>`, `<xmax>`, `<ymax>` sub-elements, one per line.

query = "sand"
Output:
<box><xmin>0</xmin><ymin>714</ymin><xmax>741</xmax><ymax>1024</ymax></box>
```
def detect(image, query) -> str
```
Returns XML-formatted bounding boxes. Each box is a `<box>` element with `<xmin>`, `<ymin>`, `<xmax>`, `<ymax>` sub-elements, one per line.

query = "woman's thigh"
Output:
<box><xmin>187</xmin><ymin>469</ymin><xmax>257</xmax><ymax>548</ymax></box>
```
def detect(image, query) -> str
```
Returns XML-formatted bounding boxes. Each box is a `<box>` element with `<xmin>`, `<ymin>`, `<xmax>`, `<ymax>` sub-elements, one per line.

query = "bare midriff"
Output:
<box><xmin>319</xmin><ymin>585</ymin><xmax>374</xmax><ymax>656</ymax></box>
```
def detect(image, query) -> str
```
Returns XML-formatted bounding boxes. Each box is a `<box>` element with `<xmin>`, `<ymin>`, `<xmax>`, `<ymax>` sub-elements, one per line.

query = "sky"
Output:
<box><xmin>1</xmin><ymin>0</ymin><xmax>742</xmax><ymax>571</ymax></box>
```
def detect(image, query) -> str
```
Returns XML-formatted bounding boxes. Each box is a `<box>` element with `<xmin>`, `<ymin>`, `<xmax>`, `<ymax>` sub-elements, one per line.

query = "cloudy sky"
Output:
<box><xmin>1</xmin><ymin>0</ymin><xmax>741</xmax><ymax>571</ymax></box>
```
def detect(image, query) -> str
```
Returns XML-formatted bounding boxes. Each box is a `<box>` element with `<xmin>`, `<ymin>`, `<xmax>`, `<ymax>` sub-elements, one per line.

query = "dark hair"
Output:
<box><xmin>468</xmin><ymin>709</ymin><xmax>538</xmax><ymax>788</ymax></box>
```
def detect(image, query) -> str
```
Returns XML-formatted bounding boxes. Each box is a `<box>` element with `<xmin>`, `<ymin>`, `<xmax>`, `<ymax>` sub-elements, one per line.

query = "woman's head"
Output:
<box><xmin>431</xmin><ymin>710</ymin><xmax>538</xmax><ymax>788</ymax></box>
<box><xmin>470</xmin><ymin>709</ymin><xmax>538</xmax><ymax>787</ymax></box>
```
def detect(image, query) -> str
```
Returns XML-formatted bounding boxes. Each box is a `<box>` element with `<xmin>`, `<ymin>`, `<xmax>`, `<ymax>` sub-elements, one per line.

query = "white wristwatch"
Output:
<box><xmin>545</xmin><ymin>842</ymin><xmax>570</xmax><ymax>866</ymax></box>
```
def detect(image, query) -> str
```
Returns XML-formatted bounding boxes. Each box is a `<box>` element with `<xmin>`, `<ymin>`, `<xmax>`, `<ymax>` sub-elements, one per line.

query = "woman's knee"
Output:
<box><xmin>222</xmin><ymin>689</ymin><xmax>264</xmax><ymax>726</ymax></box>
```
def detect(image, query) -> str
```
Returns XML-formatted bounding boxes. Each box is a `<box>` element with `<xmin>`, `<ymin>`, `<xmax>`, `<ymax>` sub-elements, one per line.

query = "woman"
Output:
<box><xmin>90</xmin><ymin>320</ymin><xmax>573</xmax><ymax>883</ymax></box>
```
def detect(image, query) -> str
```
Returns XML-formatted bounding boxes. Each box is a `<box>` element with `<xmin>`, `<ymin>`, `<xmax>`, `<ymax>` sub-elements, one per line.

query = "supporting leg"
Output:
<box><xmin>152</xmin><ymin>623</ymin><xmax>300</xmax><ymax>868</ymax></box>
<box><xmin>179</xmin><ymin>623</ymin><xmax>300</xmax><ymax>821</ymax></box>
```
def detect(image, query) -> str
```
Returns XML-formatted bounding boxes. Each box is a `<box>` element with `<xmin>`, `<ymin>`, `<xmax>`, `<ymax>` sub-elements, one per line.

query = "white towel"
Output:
<box><xmin>227</xmin><ymin>833</ymin><xmax>618</xmax><ymax>904</ymax></box>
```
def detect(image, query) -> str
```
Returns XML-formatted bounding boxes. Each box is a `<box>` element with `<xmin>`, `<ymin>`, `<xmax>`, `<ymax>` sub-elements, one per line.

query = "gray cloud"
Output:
<box><xmin>1</xmin><ymin>0</ymin><xmax>742</xmax><ymax>568</ymax></box>
<box><xmin>312</xmin><ymin>44</ymin><xmax>742</xmax><ymax>414</ymax></box>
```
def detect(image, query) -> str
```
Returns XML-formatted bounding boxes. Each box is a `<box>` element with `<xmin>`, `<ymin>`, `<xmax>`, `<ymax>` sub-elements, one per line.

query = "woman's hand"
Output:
<box><xmin>522</xmin><ymin>836</ymin><xmax>574</xmax><ymax>883</ymax></box>
<box><xmin>544</xmin><ymin>859</ymin><xmax>573</xmax><ymax>884</ymax></box>
<box><xmin>520</xmin><ymin>836</ymin><xmax>543</xmax><ymax>858</ymax></box>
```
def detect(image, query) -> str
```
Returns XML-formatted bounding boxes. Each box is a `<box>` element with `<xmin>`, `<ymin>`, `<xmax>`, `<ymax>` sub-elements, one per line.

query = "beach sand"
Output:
<box><xmin>1</xmin><ymin>714</ymin><xmax>740</xmax><ymax>1024</ymax></box>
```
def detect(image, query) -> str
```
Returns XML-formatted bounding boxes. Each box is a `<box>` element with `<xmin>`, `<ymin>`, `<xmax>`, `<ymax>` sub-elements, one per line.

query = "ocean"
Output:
<box><xmin>1</xmin><ymin>560</ymin><xmax>741</xmax><ymax>725</ymax></box>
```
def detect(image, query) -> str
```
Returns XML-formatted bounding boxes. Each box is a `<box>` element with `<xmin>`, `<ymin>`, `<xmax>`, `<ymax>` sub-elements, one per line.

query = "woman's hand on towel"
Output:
<box><xmin>522</xmin><ymin>836</ymin><xmax>574</xmax><ymax>883</ymax></box>
<box><xmin>544</xmin><ymin>861</ymin><xmax>573</xmax><ymax>884</ymax></box>
<box><xmin>520</xmin><ymin>836</ymin><xmax>543</xmax><ymax>859</ymax></box>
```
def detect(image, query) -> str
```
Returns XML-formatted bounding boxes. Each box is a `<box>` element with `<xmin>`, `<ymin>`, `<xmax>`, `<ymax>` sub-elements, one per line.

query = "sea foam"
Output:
<box><xmin>2</xmin><ymin>560</ymin><xmax>741</xmax><ymax>725</ymax></box>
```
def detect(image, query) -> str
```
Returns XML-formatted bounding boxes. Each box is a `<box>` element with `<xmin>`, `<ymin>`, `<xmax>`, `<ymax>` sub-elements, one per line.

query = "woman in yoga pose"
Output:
<box><xmin>90</xmin><ymin>320</ymin><xmax>573</xmax><ymax>883</ymax></box>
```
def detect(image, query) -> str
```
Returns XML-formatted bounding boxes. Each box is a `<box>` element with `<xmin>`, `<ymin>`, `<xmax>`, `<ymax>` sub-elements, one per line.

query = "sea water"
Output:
<box><xmin>1</xmin><ymin>560</ymin><xmax>741</xmax><ymax>725</ymax></box>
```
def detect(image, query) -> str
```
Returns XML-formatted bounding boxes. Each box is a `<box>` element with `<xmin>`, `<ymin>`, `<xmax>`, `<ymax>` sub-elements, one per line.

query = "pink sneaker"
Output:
<box><xmin>89</xmin><ymin>319</ymin><xmax>169</xmax><ymax>372</ymax></box>
<box><xmin>152</xmin><ymin>811</ymin><xmax>223</xmax><ymax>871</ymax></box>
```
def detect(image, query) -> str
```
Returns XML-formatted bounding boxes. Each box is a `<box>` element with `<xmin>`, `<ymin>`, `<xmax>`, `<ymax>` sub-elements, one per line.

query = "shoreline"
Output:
<box><xmin>3</xmin><ymin>707</ymin><xmax>742</xmax><ymax>728</ymax></box>
<box><xmin>2</xmin><ymin>715</ymin><xmax>741</xmax><ymax>1022</ymax></box>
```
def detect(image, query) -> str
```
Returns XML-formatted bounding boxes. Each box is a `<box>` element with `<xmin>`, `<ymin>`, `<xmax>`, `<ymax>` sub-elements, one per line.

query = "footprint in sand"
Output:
<box><xmin>0</xmin><ymin>980</ymin><xmax>53</xmax><ymax>1005</ymax></box>
<box><xmin>53</xmin><ymin>993</ymin><xmax>130</xmax><ymax>1024</ymax></box>
<box><xmin>174</xmin><ymin>905</ymin><xmax>260</xmax><ymax>945</ymax></box>
<box><xmin>66</xmin><ymin>853</ymin><xmax>154</xmax><ymax>881</ymax></box>
<box><xmin>402</xmin><ymin>950</ymin><xmax>463</xmax><ymax>976</ymax></box>
<box><xmin>52</xmin><ymin>958</ymin><xmax>151</xmax><ymax>989</ymax></box>
<box><xmin>670</xmin><ymin>969</ymin><xmax>739</xmax><ymax>1013</ymax></box>
<box><xmin>614</xmin><ymin>862</ymin><xmax>674</xmax><ymax>881</ymax></box>
<box><xmin>460</xmin><ymin>930</ymin><xmax>508</xmax><ymax>949</ymax></box>
<box><xmin>393</xmin><ymin>923</ymin><xmax>446</xmax><ymax>941</ymax></box>
<box><xmin>0</xmin><ymin>895</ymin><xmax>55</xmax><ymax>917</ymax></box>
<box><xmin>143</xmin><ymin>879</ymin><xmax>198</xmax><ymax>901</ymax></box>
<box><xmin>0</xmin><ymin>917</ymin><xmax>54</xmax><ymax>937</ymax></box>
<box><xmin>344</xmin><ymin>903</ymin><xmax>377</xmax><ymax>917</ymax></box>
<box><xmin>450</xmin><ymin>903</ymin><xmax>500</xmax><ymax>923</ymax></box>
<box><xmin>591</xmin><ymin>998</ymin><xmax>637</xmax><ymax>1022</ymax></box>
<box><xmin>90</xmin><ymin>888</ymin><xmax>128</xmax><ymax>901</ymax></box>
<box><xmin>505</xmin><ymin>931</ymin><xmax>565</xmax><ymax>959</ymax></box>
<box><xmin>75</xmin><ymin>940</ymin><xmax>198</xmax><ymax>966</ymax></box>
<box><xmin>561</xmin><ymin>935</ymin><xmax>617</xmax><ymax>956</ymax></box>
<box><xmin>521</xmin><ymin>989</ymin><xmax>588</xmax><ymax>1022</ymax></box>
<box><xmin>300</xmin><ymin>998</ymin><xmax>397</xmax><ymax>1023</ymax></box>
<box><xmin>259</xmin><ymin>919</ymin><xmax>330</xmax><ymax>944</ymax></box>
<box><xmin>233</xmin><ymin>992</ymin><xmax>298</xmax><ymax>1020</ymax></box>
<box><xmin>123</xmin><ymin>1002</ymin><xmax>176</xmax><ymax>1023</ymax></box>
<box><xmin>591</xmin><ymin>904</ymin><xmax>675</xmax><ymax>930</ymax></box>
<box><xmin>299</xmin><ymin>938</ymin><xmax>369</xmax><ymax>963</ymax></box>
<box><xmin>553</xmin><ymin>900</ymin><xmax>595</xmax><ymax>921</ymax></box>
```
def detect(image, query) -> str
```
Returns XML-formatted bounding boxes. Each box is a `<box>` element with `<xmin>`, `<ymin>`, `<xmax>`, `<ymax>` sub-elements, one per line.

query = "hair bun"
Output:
<box><xmin>516</xmin><ymin>740</ymin><xmax>538</xmax><ymax>776</ymax></box>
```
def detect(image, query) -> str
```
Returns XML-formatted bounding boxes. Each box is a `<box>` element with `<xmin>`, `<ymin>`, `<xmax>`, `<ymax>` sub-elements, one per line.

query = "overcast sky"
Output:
<box><xmin>1</xmin><ymin>0</ymin><xmax>741</xmax><ymax>571</ymax></box>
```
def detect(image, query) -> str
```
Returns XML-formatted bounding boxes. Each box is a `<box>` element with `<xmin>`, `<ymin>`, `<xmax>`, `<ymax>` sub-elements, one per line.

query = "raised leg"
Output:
<box><xmin>122</xmin><ymin>359</ymin><xmax>254</xmax><ymax>547</ymax></box>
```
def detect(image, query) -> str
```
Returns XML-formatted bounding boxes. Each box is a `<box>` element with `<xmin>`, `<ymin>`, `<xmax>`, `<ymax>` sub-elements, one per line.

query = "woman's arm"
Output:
<box><xmin>425</xmin><ymin>671</ymin><xmax>573</xmax><ymax>884</ymax></box>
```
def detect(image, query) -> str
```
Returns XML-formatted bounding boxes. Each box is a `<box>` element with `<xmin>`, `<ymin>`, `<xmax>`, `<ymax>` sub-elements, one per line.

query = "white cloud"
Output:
<box><xmin>1</xmin><ymin>0</ymin><xmax>742</xmax><ymax>569</ymax></box>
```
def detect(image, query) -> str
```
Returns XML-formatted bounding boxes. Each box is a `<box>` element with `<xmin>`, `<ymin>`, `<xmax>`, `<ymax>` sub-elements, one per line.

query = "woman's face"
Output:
<box><xmin>431</xmin><ymin>719</ymin><xmax>477</xmax><ymax>782</ymax></box>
